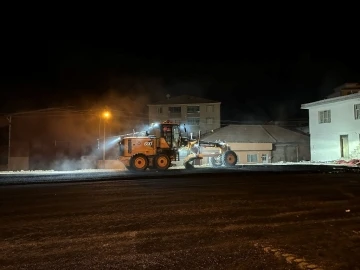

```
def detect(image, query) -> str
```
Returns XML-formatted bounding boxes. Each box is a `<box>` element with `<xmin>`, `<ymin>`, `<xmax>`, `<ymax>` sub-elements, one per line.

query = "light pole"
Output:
<box><xmin>102</xmin><ymin>110</ymin><xmax>111</xmax><ymax>168</ymax></box>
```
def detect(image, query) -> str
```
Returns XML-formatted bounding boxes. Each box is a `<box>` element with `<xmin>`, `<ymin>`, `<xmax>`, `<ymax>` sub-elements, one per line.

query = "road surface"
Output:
<box><xmin>0</xmin><ymin>169</ymin><xmax>359</xmax><ymax>269</ymax></box>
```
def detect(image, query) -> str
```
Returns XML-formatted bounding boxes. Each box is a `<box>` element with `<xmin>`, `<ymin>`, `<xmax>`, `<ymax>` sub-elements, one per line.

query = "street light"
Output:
<box><xmin>103</xmin><ymin>111</ymin><xmax>110</xmax><ymax>119</ymax></box>
<box><xmin>102</xmin><ymin>110</ymin><xmax>111</xmax><ymax>168</ymax></box>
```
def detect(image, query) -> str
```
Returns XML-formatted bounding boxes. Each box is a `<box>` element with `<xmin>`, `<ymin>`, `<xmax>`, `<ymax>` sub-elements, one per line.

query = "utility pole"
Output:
<box><xmin>99</xmin><ymin>117</ymin><xmax>101</xmax><ymax>142</ymax></box>
<box><xmin>7</xmin><ymin>115</ymin><xmax>11</xmax><ymax>171</ymax></box>
<box><xmin>103</xmin><ymin>118</ymin><xmax>106</xmax><ymax>169</ymax></box>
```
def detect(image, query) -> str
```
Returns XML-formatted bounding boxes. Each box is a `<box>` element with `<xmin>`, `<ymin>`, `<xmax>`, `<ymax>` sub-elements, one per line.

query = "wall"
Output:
<box><xmin>148</xmin><ymin>105</ymin><xmax>169</xmax><ymax>123</ymax></box>
<box><xmin>8</xmin><ymin>157</ymin><xmax>29</xmax><ymax>171</ymax></box>
<box><xmin>9</xmin><ymin>111</ymin><xmax>104</xmax><ymax>170</ymax></box>
<box><xmin>308</xmin><ymin>97</ymin><xmax>360</xmax><ymax>161</ymax></box>
<box><xmin>199</xmin><ymin>103</ymin><xmax>221</xmax><ymax>133</ymax></box>
<box><xmin>227</xmin><ymin>142</ymin><xmax>309</xmax><ymax>163</ymax></box>
<box><xmin>148</xmin><ymin>103</ymin><xmax>221</xmax><ymax>136</ymax></box>
<box><xmin>11</xmin><ymin>112</ymin><xmax>99</xmax><ymax>142</ymax></box>
<box><xmin>6</xmin><ymin>141</ymin><xmax>30</xmax><ymax>171</ymax></box>
<box><xmin>228</xmin><ymin>142</ymin><xmax>272</xmax><ymax>164</ymax></box>
<box><xmin>234</xmin><ymin>150</ymin><xmax>272</xmax><ymax>164</ymax></box>
<box><xmin>229</xmin><ymin>143</ymin><xmax>272</xmax><ymax>151</ymax></box>
<box><xmin>271</xmin><ymin>143</ymin><xmax>310</xmax><ymax>163</ymax></box>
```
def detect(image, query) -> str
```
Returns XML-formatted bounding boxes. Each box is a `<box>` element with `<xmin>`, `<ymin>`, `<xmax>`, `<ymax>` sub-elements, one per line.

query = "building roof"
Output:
<box><xmin>148</xmin><ymin>95</ymin><xmax>220</xmax><ymax>105</ymax></box>
<box><xmin>301</xmin><ymin>92</ymin><xmax>360</xmax><ymax>109</ymax></box>
<box><xmin>327</xmin><ymin>83</ymin><xmax>360</xmax><ymax>98</ymax></box>
<box><xmin>201</xmin><ymin>124</ymin><xmax>309</xmax><ymax>143</ymax></box>
<box><xmin>333</xmin><ymin>83</ymin><xmax>360</xmax><ymax>92</ymax></box>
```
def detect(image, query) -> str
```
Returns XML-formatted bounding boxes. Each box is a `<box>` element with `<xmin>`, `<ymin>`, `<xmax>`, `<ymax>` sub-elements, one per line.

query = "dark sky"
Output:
<box><xmin>1</xmin><ymin>38</ymin><xmax>360</xmax><ymax>122</ymax></box>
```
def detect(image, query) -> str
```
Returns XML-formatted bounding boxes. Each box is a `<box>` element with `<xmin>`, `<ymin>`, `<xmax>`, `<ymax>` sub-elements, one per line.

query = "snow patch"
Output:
<box><xmin>0</xmin><ymin>169</ymin><xmax>124</xmax><ymax>175</ymax></box>
<box><xmin>242</xmin><ymin>160</ymin><xmax>359</xmax><ymax>167</ymax></box>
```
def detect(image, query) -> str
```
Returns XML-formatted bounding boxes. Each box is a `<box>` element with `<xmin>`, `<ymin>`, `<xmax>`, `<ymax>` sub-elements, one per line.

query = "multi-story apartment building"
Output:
<box><xmin>148</xmin><ymin>95</ymin><xmax>221</xmax><ymax>137</ymax></box>
<box><xmin>301</xmin><ymin>89</ymin><xmax>360</xmax><ymax>161</ymax></box>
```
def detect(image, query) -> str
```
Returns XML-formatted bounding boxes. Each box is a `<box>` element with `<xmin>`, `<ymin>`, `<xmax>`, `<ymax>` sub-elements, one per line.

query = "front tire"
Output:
<box><xmin>130</xmin><ymin>154</ymin><xmax>149</xmax><ymax>172</ymax></box>
<box><xmin>154</xmin><ymin>154</ymin><xmax>171</xmax><ymax>170</ymax></box>
<box><xmin>222</xmin><ymin>150</ymin><xmax>238</xmax><ymax>167</ymax></box>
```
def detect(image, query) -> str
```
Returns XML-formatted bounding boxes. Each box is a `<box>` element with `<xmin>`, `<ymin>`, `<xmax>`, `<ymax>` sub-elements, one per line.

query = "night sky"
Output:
<box><xmin>1</xmin><ymin>38</ymin><xmax>360</xmax><ymax>123</ymax></box>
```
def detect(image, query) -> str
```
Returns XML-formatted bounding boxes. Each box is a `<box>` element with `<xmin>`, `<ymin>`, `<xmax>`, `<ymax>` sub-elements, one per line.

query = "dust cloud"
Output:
<box><xmin>5</xmin><ymin>76</ymin><xmax>168</xmax><ymax>171</ymax></box>
<box><xmin>93</xmin><ymin>76</ymin><xmax>167</xmax><ymax>134</ymax></box>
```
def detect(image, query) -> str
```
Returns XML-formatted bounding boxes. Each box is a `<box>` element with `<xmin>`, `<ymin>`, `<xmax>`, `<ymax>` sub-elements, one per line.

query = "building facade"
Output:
<box><xmin>0</xmin><ymin>108</ymin><xmax>124</xmax><ymax>171</ymax></box>
<box><xmin>202</xmin><ymin>124</ymin><xmax>310</xmax><ymax>164</ymax></box>
<box><xmin>148</xmin><ymin>95</ymin><xmax>221</xmax><ymax>137</ymax></box>
<box><xmin>301</xmin><ymin>92</ymin><xmax>360</xmax><ymax>161</ymax></box>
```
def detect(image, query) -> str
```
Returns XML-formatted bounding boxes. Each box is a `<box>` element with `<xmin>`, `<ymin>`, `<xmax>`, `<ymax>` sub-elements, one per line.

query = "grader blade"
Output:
<box><xmin>183</xmin><ymin>154</ymin><xmax>203</xmax><ymax>170</ymax></box>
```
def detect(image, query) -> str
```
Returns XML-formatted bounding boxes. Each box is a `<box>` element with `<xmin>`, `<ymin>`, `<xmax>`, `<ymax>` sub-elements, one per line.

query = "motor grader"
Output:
<box><xmin>118</xmin><ymin>120</ymin><xmax>238</xmax><ymax>172</ymax></box>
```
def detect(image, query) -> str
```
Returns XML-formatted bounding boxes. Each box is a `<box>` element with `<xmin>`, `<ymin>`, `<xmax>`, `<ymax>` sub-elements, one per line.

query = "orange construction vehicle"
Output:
<box><xmin>118</xmin><ymin>120</ymin><xmax>237</xmax><ymax>172</ymax></box>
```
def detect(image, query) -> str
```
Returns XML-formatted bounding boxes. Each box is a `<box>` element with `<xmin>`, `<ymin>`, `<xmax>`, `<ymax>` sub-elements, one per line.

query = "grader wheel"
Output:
<box><xmin>154</xmin><ymin>154</ymin><xmax>171</xmax><ymax>170</ymax></box>
<box><xmin>222</xmin><ymin>150</ymin><xmax>238</xmax><ymax>167</ymax></box>
<box><xmin>130</xmin><ymin>153</ymin><xmax>149</xmax><ymax>172</ymax></box>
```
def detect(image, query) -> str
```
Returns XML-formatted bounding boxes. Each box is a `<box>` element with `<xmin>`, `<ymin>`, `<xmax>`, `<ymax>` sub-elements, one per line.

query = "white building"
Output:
<box><xmin>301</xmin><ymin>92</ymin><xmax>360</xmax><ymax>161</ymax></box>
<box><xmin>148</xmin><ymin>95</ymin><xmax>221</xmax><ymax>137</ymax></box>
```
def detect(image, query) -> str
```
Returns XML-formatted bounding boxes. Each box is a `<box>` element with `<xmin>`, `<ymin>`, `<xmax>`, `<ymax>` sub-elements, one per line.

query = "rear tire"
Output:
<box><xmin>222</xmin><ymin>150</ymin><xmax>238</xmax><ymax>167</ymax></box>
<box><xmin>130</xmin><ymin>154</ymin><xmax>149</xmax><ymax>172</ymax></box>
<box><xmin>154</xmin><ymin>154</ymin><xmax>171</xmax><ymax>170</ymax></box>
